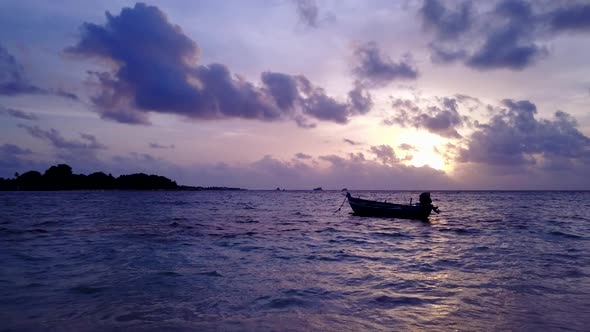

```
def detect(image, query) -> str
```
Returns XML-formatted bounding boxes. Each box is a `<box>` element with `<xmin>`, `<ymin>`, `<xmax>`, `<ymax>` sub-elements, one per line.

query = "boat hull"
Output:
<box><xmin>347</xmin><ymin>195</ymin><xmax>432</xmax><ymax>220</ymax></box>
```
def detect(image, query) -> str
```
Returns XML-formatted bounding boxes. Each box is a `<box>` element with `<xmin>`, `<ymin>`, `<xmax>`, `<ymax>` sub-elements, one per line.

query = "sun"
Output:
<box><xmin>409</xmin><ymin>149</ymin><xmax>446</xmax><ymax>170</ymax></box>
<box><xmin>394</xmin><ymin>130</ymin><xmax>453</xmax><ymax>172</ymax></box>
<box><xmin>363</xmin><ymin>123</ymin><xmax>455</xmax><ymax>172</ymax></box>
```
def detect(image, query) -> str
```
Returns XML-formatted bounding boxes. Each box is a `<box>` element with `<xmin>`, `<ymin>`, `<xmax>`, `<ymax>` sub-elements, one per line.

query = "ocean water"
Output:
<box><xmin>1</xmin><ymin>190</ymin><xmax>589</xmax><ymax>331</ymax></box>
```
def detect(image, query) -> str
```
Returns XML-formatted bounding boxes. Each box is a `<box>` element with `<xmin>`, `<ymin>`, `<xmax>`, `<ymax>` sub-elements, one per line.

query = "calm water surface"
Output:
<box><xmin>1</xmin><ymin>191</ymin><xmax>590</xmax><ymax>331</ymax></box>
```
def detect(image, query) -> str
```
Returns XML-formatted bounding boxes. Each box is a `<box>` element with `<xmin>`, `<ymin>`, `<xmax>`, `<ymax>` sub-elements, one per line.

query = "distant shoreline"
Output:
<box><xmin>0</xmin><ymin>164</ymin><xmax>246</xmax><ymax>191</ymax></box>
<box><xmin>0</xmin><ymin>187</ymin><xmax>246</xmax><ymax>192</ymax></box>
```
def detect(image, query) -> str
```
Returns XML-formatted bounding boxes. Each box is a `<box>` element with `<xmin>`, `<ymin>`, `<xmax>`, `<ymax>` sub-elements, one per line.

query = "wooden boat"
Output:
<box><xmin>346</xmin><ymin>192</ymin><xmax>439</xmax><ymax>220</ymax></box>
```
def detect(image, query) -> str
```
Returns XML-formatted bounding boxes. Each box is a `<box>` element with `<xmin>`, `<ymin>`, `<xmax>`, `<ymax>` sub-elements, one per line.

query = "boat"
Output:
<box><xmin>313</xmin><ymin>187</ymin><xmax>323</xmax><ymax>191</ymax></box>
<box><xmin>346</xmin><ymin>192</ymin><xmax>439</xmax><ymax>220</ymax></box>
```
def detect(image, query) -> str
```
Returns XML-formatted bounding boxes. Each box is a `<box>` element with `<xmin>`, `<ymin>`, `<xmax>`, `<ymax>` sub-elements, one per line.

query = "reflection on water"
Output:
<box><xmin>1</xmin><ymin>191</ymin><xmax>589</xmax><ymax>331</ymax></box>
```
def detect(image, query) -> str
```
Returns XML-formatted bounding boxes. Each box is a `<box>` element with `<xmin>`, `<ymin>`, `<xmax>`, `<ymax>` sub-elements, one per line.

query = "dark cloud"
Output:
<box><xmin>293</xmin><ymin>115</ymin><xmax>316</xmax><ymax>129</ymax></box>
<box><xmin>66</xmin><ymin>3</ymin><xmax>368</xmax><ymax>126</ymax></box>
<box><xmin>113</xmin><ymin>152</ymin><xmax>159</xmax><ymax>164</ymax></box>
<box><xmin>347</xmin><ymin>83</ymin><xmax>373</xmax><ymax>114</ymax></box>
<box><xmin>292</xmin><ymin>0</ymin><xmax>319</xmax><ymax>28</ymax></box>
<box><xmin>421</xmin><ymin>0</ymin><xmax>473</xmax><ymax>40</ymax></box>
<box><xmin>320</xmin><ymin>152</ymin><xmax>369</xmax><ymax>167</ymax></box>
<box><xmin>260</xmin><ymin>72</ymin><xmax>372</xmax><ymax>125</ymax></box>
<box><xmin>66</xmin><ymin>3</ymin><xmax>281</xmax><ymax>124</ymax></box>
<box><xmin>194</xmin><ymin>64</ymin><xmax>282</xmax><ymax>121</ymax></box>
<box><xmin>429</xmin><ymin>43</ymin><xmax>467</xmax><ymax>64</ymax></box>
<box><xmin>19</xmin><ymin>125</ymin><xmax>106</xmax><ymax>151</ymax></box>
<box><xmin>0</xmin><ymin>143</ymin><xmax>44</xmax><ymax>178</ymax></box>
<box><xmin>0</xmin><ymin>45</ymin><xmax>22</xmax><ymax>83</ymax></box>
<box><xmin>420</xmin><ymin>0</ymin><xmax>590</xmax><ymax>70</ymax></box>
<box><xmin>548</xmin><ymin>3</ymin><xmax>590</xmax><ymax>32</ymax></box>
<box><xmin>352</xmin><ymin>42</ymin><xmax>418</xmax><ymax>88</ymax></box>
<box><xmin>299</xmin><ymin>80</ymin><xmax>372</xmax><ymax>124</ymax></box>
<box><xmin>295</xmin><ymin>152</ymin><xmax>312</xmax><ymax>159</ymax></box>
<box><xmin>454</xmin><ymin>94</ymin><xmax>481</xmax><ymax>104</ymax></box>
<box><xmin>17</xmin><ymin>126</ymin><xmax>108</xmax><ymax>171</ymax></box>
<box><xmin>84</xmin><ymin>71</ymin><xmax>150</xmax><ymax>125</ymax></box>
<box><xmin>370</xmin><ymin>145</ymin><xmax>399</xmax><ymax>165</ymax></box>
<box><xmin>149</xmin><ymin>142</ymin><xmax>175</xmax><ymax>149</ymax></box>
<box><xmin>53</xmin><ymin>89</ymin><xmax>79</xmax><ymax>101</ymax></box>
<box><xmin>261</xmin><ymin>72</ymin><xmax>300</xmax><ymax>110</ymax></box>
<box><xmin>300</xmin><ymin>90</ymin><xmax>348</xmax><ymax>123</ymax></box>
<box><xmin>456</xmin><ymin>99</ymin><xmax>590</xmax><ymax>171</ymax></box>
<box><xmin>0</xmin><ymin>144</ymin><xmax>32</xmax><ymax>156</ymax></box>
<box><xmin>466</xmin><ymin>22</ymin><xmax>546</xmax><ymax>70</ymax></box>
<box><xmin>295</xmin><ymin>152</ymin><xmax>452</xmax><ymax>190</ymax></box>
<box><xmin>385</xmin><ymin>97</ymin><xmax>466</xmax><ymax>138</ymax></box>
<box><xmin>0</xmin><ymin>105</ymin><xmax>38</xmax><ymax>120</ymax></box>
<box><xmin>0</xmin><ymin>44</ymin><xmax>45</xmax><ymax>95</ymax></box>
<box><xmin>343</xmin><ymin>138</ymin><xmax>362</xmax><ymax>146</ymax></box>
<box><xmin>261</xmin><ymin>73</ymin><xmax>373</xmax><ymax>124</ymax></box>
<box><xmin>399</xmin><ymin>143</ymin><xmax>417</xmax><ymax>151</ymax></box>
<box><xmin>0</xmin><ymin>44</ymin><xmax>79</xmax><ymax>99</ymax></box>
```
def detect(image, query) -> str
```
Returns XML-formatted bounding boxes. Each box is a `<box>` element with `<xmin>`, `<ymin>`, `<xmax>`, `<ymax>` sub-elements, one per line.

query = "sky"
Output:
<box><xmin>1</xmin><ymin>0</ymin><xmax>589</xmax><ymax>189</ymax></box>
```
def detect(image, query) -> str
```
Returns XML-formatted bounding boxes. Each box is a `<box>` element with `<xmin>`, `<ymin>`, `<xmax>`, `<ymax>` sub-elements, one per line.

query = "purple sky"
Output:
<box><xmin>1</xmin><ymin>0</ymin><xmax>589</xmax><ymax>189</ymax></box>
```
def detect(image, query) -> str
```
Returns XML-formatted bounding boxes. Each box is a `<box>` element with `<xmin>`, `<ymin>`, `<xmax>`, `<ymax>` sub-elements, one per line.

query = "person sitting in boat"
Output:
<box><xmin>419</xmin><ymin>192</ymin><xmax>440</xmax><ymax>213</ymax></box>
<box><xmin>419</xmin><ymin>192</ymin><xmax>432</xmax><ymax>205</ymax></box>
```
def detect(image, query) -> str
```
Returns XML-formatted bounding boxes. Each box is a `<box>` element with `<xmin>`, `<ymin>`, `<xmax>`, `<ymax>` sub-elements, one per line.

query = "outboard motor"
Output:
<box><xmin>419</xmin><ymin>192</ymin><xmax>440</xmax><ymax>214</ymax></box>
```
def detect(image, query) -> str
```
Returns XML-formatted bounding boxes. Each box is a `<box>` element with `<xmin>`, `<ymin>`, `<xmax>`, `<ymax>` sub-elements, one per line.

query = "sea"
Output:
<box><xmin>1</xmin><ymin>190</ymin><xmax>589</xmax><ymax>331</ymax></box>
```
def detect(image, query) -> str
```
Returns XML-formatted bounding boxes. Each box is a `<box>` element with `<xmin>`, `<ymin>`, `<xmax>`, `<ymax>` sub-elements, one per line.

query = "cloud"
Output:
<box><xmin>456</xmin><ymin>99</ymin><xmax>590</xmax><ymax>173</ymax></box>
<box><xmin>13</xmin><ymin>126</ymin><xmax>113</xmax><ymax>176</ymax></box>
<box><xmin>66</xmin><ymin>3</ymin><xmax>282</xmax><ymax>124</ymax></box>
<box><xmin>370</xmin><ymin>145</ymin><xmax>400</xmax><ymax>165</ymax></box>
<box><xmin>53</xmin><ymin>89</ymin><xmax>79</xmax><ymax>101</ymax></box>
<box><xmin>0</xmin><ymin>143</ymin><xmax>42</xmax><ymax>178</ymax></box>
<box><xmin>183</xmin><ymin>153</ymin><xmax>452</xmax><ymax>189</ymax></box>
<box><xmin>260</xmin><ymin>72</ymin><xmax>300</xmax><ymax>110</ymax></box>
<box><xmin>292</xmin><ymin>0</ymin><xmax>319</xmax><ymax>28</ymax></box>
<box><xmin>261</xmin><ymin>72</ymin><xmax>372</xmax><ymax>124</ymax></box>
<box><xmin>301</xmin><ymin>83</ymin><xmax>372</xmax><ymax>123</ymax></box>
<box><xmin>465</xmin><ymin>20</ymin><xmax>546</xmax><ymax>70</ymax></box>
<box><xmin>149</xmin><ymin>142</ymin><xmax>175</xmax><ymax>149</ymax></box>
<box><xmin>421</xmin><ymin>0</ymin><xmax>473</xmax><ymax>40</ymax></box>
<box><xmin>352</xmin><ymin>41</ymin><xmax>418</xmax><ymax>88</ymax></box>
<box><xmin>343</xmin><ymin>138</ymin><xmax>362</xmax><ymax>146</ymax></box>
<box><xmin>295</xmin><ymin>152</ymin><xmax>312</xmax><ymax>159</ymax></box>
<box><xmin>347</xmin><ymin>83</ymin><xmax>373</xmax><ymax>114</ymax></box>
<box><xmin>0</xmin><ymin>44</ymin><xmax>78</xmax><ymax>99</ymax></box>
<box><xmin>429</xmin><ymin>43</ymin><xmax>468</xmax><ymax>64</ymax></box>
<box><xmin>0</xmin><ymin>105</ymin><xmax>38</xmax><ymax>120</ymax></box>
<box><xmin>113</xmin><ymin>152</ymin><xmax>160</xmax><ymax>165</ymax></box>
<box><xmin>548</xmin><ymin>3</ymin><xmax>590</xmax><ymax>32</ymax></box>
<box><xmin>0</xmin><ymin>144</ymin><xmax>32</xmax><ymax>156</ymax></box>
<box><xmin>385</xmin><ymin>97</ymin><xmax>466</xmax><ymax>138</ymax></box>
<box><xmin>0</xmin><ymin>44</ymin><xmax>45</xmax><ymax>95</ymax></box>
<box><xmin>300</xmin><ymin>89</ymin><xmax>348</xmax><ymax>123</ymax></box>
<box><xmin>67</xmin><ymin>3</ymin><xmax>369</xmax><ymax>127</ymax></box>
<box><xmin>420</xmin><ymin>0</ymin><xmax>590</xmax><ymax>70</ymax></box>
<box><xmin>399</xmin><ymin>143</ymin><xmax>417</xmax><ymax>151</ymax></box>
<box><xmin>19</xmin><ymin>125</ymin><xmax>106</xmax><ymax>151</ymax></box>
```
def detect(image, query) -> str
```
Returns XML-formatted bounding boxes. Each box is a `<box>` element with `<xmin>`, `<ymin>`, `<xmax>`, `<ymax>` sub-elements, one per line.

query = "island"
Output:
<box><xmin>0</xmin><ymin>164</ymin><xmax>244</xmax><ymax>191</ymax></box>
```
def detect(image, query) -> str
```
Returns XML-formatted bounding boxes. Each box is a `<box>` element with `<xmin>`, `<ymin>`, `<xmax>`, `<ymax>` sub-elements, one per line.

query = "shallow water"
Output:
<box><xmin>1</xmin><ymin>191</ymin><xmax>589</xmax><ymax>331</ymax></box>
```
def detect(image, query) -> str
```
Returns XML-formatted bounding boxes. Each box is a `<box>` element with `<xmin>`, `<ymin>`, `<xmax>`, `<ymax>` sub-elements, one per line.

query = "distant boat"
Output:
<box><xmin>346</xmin><ymin>192</ymin><xmax>439</xmax><ymax>221</ymax></box>
<box><xmin>313</xmin><ymin>187</ymin><xmax>323</xmax><ymax>191</ymax></box>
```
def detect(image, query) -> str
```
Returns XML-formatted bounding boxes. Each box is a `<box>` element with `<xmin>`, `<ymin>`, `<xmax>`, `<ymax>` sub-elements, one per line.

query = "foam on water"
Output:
<box><xmin>1</xmin><ymin>190</ymin><xmax>590</xmax><ymax>331</ymax></box>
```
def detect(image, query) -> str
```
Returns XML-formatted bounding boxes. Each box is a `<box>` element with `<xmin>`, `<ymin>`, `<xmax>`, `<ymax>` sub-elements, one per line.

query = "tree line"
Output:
<box><xmin>0</xmin><ymin>164</ymin><xmax>179</xmax><ymax>190</ymax></box>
